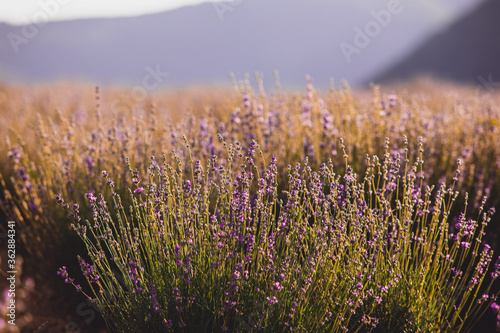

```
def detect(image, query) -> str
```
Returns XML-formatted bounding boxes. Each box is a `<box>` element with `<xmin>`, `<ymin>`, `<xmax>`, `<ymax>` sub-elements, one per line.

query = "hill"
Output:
<box><xmin>373</xmin><ymin>0</ymin><xmax>500</xmax><ymax>89</ymax></box>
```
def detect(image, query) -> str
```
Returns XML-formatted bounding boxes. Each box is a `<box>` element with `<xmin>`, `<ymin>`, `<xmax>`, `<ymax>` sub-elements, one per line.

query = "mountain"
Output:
<box><xmin>372</xmin><ymin>0</ymin><xmax>500</xmax><ymax>88</ymax></box>
<box><xmin>0</xmin><ymin>0</ymin><xmax>484</xmax><ymax>89</ymax></box>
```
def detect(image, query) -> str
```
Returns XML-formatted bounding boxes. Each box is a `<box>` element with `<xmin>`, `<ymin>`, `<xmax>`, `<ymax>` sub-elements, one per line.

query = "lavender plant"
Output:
<box><xmin>59</xmin><ymin>136</ymin><xmax>499</xmax><ymax>332</ymax></box>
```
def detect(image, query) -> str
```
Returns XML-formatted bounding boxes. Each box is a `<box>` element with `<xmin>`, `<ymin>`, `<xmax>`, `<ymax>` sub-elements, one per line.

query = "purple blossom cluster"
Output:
<box><xmin>78</xmin><ymin>256</ymin><xmax>100</xmax><ymax>284</ymax></box>
<box><xmin>128</xmin><ymin>261</ymin><xmax>142</xmax><ymax>294</ymax></box>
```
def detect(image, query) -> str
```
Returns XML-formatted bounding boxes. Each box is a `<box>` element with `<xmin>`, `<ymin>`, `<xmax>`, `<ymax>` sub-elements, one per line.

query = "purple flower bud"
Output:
<box><xmin>266</xmin><ymin>296</ymin><xmax>278</xmax><ymax>304</ymax></box>
<box><xmin>86</xmin><ymin>156</ymin><xmax>93</xmax><ymax>169</ymax></box>
<box><xmin>492</xmin><ymin>302</ymin><xmax>500</xmax><ymax>312</ymax></box>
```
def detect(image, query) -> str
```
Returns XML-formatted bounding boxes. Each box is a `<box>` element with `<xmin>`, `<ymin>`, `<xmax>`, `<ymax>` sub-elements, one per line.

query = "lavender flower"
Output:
<box><xmin>57</xmin><ymin>266</ymin><xmax>74</xmax><ymax>284</ymax></box>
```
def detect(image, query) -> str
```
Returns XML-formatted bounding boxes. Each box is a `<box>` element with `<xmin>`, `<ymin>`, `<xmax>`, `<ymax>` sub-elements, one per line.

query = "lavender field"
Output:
<box><xmin>1</xmin><ymin>78</ymin><xmax>500</xmax><ymax>332</ymax></box>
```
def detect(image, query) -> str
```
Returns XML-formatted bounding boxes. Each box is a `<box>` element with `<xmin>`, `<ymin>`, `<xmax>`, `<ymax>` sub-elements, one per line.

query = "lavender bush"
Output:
<box><xmin>59</xmin><ymin>135</ymin><xmax>499</xmax><ymax>332</ymax></box>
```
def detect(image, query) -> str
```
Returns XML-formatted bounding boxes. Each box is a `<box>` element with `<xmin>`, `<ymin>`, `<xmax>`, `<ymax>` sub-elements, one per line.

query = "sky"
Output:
<box><xmin>0</xmin><ymin>0</ymin><xmax>482</xmax><ymax>26</ymax></box>
<box><xmin>0</xmin><ymin>0</ymin><xmax>222</xmax><ymax>25</ymax></box>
